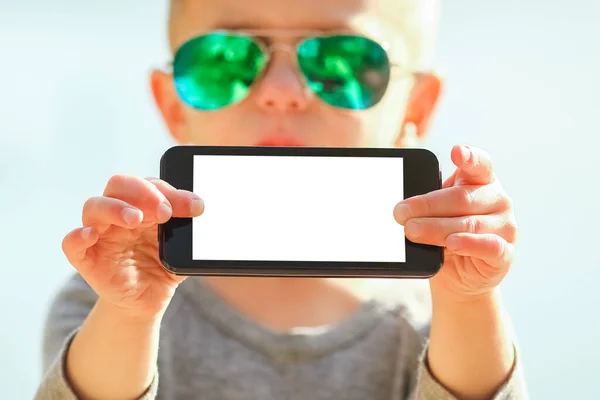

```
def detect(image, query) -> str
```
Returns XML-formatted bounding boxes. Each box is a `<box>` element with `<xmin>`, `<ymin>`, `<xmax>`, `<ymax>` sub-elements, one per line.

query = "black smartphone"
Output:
<box><xmin>158</xmin><ymin>145</ymin><xmax>443</xmax><ymax>278</ymax></box>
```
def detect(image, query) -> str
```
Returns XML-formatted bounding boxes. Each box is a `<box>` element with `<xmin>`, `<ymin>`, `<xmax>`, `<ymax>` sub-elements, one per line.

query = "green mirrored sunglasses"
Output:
<box><xmin>168</xmin><ymin>30</ymin><xmax>402</xmax><ymax>111</ymax></box>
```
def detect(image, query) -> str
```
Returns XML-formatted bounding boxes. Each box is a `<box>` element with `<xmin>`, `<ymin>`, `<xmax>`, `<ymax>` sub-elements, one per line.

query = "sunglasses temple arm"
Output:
<box><xmin>159</xmin><ymin>61</ymin><xmax>174</xmax><ymax>74</ymax></box>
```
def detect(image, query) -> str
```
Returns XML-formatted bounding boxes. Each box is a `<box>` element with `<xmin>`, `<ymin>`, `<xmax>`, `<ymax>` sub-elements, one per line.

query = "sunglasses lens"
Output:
<box><xmin>173</xmin><ymin>33</ymin><xmax>266</xmax><ymax>110</ymax></box>
<box><xmin>298</xmin><ymin>35</ymin><xmax>391</xmax><ymax>110</ymax></box>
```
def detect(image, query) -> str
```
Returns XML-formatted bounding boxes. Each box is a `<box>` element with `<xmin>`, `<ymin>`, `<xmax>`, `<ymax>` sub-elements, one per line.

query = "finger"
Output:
<box><xmin>82</xmin><ymin>196</ymin><xmax>144</xmax><ymax>228</ymax></box>
<box><xmin>394</xmin><ymin>183</ymin><xmax>510</xmax><ymax>224</ymax></box>
<box><xmin>445</xmin><ymin>233</ymin><xmax>514</xmax><ymax>270</ymax></box>
<box><xmin>442</xmin><ymin>168</ymin><xmax>459</xmax><ymax>189</ymax></box>
<box><xmin>146</xmin><ymin>178</ymin><xmax>204</xmax><ymax>218</ymax></box>
<box><xmin>404</xmin><ymin>214</ymin><xmax>517</xmax><ymax>247</ymax></box>
<box><xmin>62</xmin><ymin>226</ymin><xmax>99</xmax><ymax>266</ymax></box>
<box><xmin>451</xmin><ymin>145</ymin><xmax>494</xmax><ymax>186</ymax></box>
<box><xmin>103</xmin><ymin>174</ymin><xmax>172</xmax><ymax>223</ymax></box>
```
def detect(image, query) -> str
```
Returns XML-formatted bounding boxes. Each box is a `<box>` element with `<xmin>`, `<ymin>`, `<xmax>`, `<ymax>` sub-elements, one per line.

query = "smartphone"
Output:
<box><xmin>158</xmin><ymin>145</ymin><xmax>443</xmax><ymax>278</ymax></box>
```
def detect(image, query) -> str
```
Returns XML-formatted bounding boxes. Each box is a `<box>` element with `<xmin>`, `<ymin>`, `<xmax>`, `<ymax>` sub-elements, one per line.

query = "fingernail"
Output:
<box><xmin>122</xmin><ymin>208</ymin><xmax>142</xmax><ymax>225</ymax></box>
<box><xmin>81</xmin><ymin>227</ymin><xmax>93</xmax><ymax>240</ymax></box>
<box><xmin>460</xmin><ymin>146</ymin><xmax>471</xmax><ymax>163</ymax></box>
<box><xmin>394</xmin><ymin>204</ymin><xmax>411</xmax><ymax>224</ymax></box>
<box><xmin>157</xmin><ymin>202</ymin><xmax>172</xmax><ymax>221</ymax></box>
<box><xmin>191</xmin><ymin>197</ymin><xmax>205</xmax><ymax>215</ymax></box>
<box><xmin>406</xmin><ymin>220</ymin><xmax>422</xmax><ymax>239</ymax></box>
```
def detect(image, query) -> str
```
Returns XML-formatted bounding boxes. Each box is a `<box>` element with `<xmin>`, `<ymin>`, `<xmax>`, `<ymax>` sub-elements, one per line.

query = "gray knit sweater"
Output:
<box><xmin>34</xmin><ymin>273</ymin><xmax>527</xmax><ymax>399</ymax></box>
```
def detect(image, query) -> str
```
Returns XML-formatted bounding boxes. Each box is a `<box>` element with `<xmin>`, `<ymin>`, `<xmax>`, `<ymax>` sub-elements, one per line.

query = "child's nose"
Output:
<box><xmin>254</xmin><ymin>54</ymin><xmax>310</xmax><ymax>112</ymax></box>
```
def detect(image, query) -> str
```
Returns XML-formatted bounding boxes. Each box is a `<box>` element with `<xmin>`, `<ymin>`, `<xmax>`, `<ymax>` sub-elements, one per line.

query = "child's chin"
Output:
<box><xmin>254</xmin><ymin>137</ymin><xmax>308</xmax><ymax>147</ymax></box>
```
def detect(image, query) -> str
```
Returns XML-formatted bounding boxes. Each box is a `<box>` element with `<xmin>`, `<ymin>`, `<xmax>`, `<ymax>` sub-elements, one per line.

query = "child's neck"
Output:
<box><xmin>202</xmin><ymin>276</ymin><xmax>362</xmax><ymax>333</ymax></box>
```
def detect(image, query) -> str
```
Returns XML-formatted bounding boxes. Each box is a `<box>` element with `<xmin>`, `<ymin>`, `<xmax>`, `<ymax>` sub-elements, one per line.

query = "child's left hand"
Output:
<box><xmin>394</xmin><ymin>145</ymin><xmax>517</xmax><ymax>302</ymax></box>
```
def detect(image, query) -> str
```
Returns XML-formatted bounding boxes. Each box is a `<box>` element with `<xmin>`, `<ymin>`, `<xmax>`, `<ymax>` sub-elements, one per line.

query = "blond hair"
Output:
<box><xmin>376</xmin><ymin>0</ymin><xmax>440</xmax><ymax>70</ymax></box>
<box><xmin>167</xmin><ymin>0</ymin><xmax>440</xmax><ymax>70</ymax></box>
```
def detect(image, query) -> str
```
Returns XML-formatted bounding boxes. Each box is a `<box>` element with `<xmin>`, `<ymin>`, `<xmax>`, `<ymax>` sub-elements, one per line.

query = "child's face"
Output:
<box><xmin>151</xmin><ymin>0</ymin><xmax>440</xmax><ymax>148</ymax></box>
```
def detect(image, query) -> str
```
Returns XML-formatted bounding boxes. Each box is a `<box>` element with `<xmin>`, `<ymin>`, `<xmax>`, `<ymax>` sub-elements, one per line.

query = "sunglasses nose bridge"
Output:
<box><xmin>267</xmin><ymin>43</ymin><xmax>297</xmax><ymax>58</ymax></box>
<box><xmin>261</xmin><ymin>43</ymin><xmax>304</xmax><ymax>83</ymax></box>
<box><xmin>252</xmin><ymin>43</ymin><xmax>311</xmax><ymax>112</ymax></box>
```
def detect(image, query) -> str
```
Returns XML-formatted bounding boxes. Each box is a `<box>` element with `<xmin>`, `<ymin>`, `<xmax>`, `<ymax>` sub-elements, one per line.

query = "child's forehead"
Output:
<box><xmin>170</xmin><ymin>0</ymin><xmax>398</xmax><ymax>49</ymax></box>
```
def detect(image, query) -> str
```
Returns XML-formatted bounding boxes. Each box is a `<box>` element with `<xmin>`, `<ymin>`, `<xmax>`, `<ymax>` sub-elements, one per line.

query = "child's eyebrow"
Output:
<box><xmin>209</xmin><ymin>20</ymin><xmax>361</xmax><ymax>35</ymax></box>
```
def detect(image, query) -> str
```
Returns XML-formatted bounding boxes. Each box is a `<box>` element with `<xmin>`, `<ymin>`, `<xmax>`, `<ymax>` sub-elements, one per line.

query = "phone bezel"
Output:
<box><xmin>158</xmin><ymin>145</ymin><xmax>443</xmax><ymax>278</ymax></box>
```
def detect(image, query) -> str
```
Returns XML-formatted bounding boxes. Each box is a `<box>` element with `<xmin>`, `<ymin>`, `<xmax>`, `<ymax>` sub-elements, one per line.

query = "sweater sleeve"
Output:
<box><xmin>411</xmin><ymin>342</ymin><xmax>528</xmax><ymax>400</ymax></box>
<box><xmin>33</xmin><ymin>273</ymin><xmax>159</xmax><ymax>400</ymax></box>
<box><xmin>401</xmin><ymin>317</ymin><xmax>528</xmax><ymax>400</ymax></box>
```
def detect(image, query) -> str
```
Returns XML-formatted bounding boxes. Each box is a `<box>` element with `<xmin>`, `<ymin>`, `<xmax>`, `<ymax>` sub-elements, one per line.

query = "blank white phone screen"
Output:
<box><xmin>192</xmin><ymin>155</ymin><xmax>405</xmax><ymax>262</ymax></box>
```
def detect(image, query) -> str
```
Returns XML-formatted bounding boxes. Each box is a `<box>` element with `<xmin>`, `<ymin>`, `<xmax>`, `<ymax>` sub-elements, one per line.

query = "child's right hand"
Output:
<box><xmin>61</xmin><ymin>175</ymin><xmax>205</xmax><ymax>320</ymax></box>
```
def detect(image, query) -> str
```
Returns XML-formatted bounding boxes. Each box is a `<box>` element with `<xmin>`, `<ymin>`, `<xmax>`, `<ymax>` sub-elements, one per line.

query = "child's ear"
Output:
<box><xmin>150</xmin><ymin>69</ymin><xmax>188</xmax><ymax>144</ymax></box>
<box><xmin>395</xmin><ymin>73</ymin><xmax>443</xmax><ymax>147</ymax></box>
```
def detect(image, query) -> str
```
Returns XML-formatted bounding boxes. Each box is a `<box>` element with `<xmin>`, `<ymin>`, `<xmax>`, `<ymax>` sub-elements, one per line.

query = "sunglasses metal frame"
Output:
<box><xmin>160</xmin><ymin>29</ymin><xmax>420</xmax><ymax>111</ymax></box>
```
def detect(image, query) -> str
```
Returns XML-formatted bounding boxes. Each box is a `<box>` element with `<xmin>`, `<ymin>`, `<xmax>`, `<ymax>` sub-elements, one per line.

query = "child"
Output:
<box><xmin>35</xmin><ymin>0</ymin><xmax>527</xmax><ymax>399</ymax></box>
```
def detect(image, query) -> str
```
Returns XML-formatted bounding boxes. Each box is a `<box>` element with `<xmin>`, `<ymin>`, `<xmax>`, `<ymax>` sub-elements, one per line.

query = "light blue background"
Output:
<box><xmin>1</xmin><ymin>0</ymin><xmax>599</xmax><ymax>398</ymax></box>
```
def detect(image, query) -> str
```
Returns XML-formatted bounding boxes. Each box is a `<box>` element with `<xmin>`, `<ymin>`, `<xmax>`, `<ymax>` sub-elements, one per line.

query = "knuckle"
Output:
<box><xmin>481</xmin><ymin>149</ymin><xmax>492</xmax><ymax>163</ymax></box>
<box><xmin>505</xmin><ymin>214</ymin><xmax>519</xmax><ymax>242</ymax></box>
<box><xmin>501</xmin><ymin>193</ymin><xmax>514</xmax><ymax>210</ymax></box>
<box><xmin>61</xmin><ymin>230</ymin><xmax>81</xmax><ymax>260</ymax></box>
<box><xmin>469</xmin><ymin>149</ymin><xmax>480</xmax><ymax>166</ymax></box>
<box><xmin>461</xmin><ymin>216</ymin><xmax>480</xmax><ymax>234</ymax></box>
<box><xmin>491</xmin><ymin>237</ymin><xmax>506</xmax><ymax>258</ymax></box>
<box><xmin>493</xmin><ymin>238</ymin><xmax>510</xmax><ymax>262</ymax></box>
<box><xmin>493</xmin><ymin>183</ymin><xmax>512</xmax><ymax>209</ymax></box>
<box><xmin>459</xmin><ymin>187</ymin><xmax>475</xmax><ymax>208</ymax></box>
<box><xmin>82</xmin><ymin>196</ymin><xmax>100</xmax><ymax>216</ymax></box>
<box><xmin>134</xmin><ymin>191</ymin><xmax>166</xmax><ymax>216</ymax></box>
<box><xmin>147</xmin><ymin>177</ymin><xmax>169</xmax><ymax>189</ymax></box>
<box><xmin>155</xmin><ymin>179</ymin><xmax>176</xmax><ymax>194</ymax></box>
<box><xmin>82</xmin><ymin>197</ymin><xmax>94</xmax><ymax>211</ymax></box>
<box><xmin>471</xmin><ymin>148</ymin><xmax>493</xmax><ymax>172</ymax></box>
<box><xmin>157</xmin><ymin>178</ymin><xmax>172</xmax><ymax>187</ymax></box>
<box><xmin>107</xmin><ymin>173</ymin><xmax>131</xmax><ymax>188</ymax></box>
<box><xmin>61</xmin><ymin>234</ymin><xmax>71</xmax><ymax>255</ymax></box>
<box><xmin>418</xmin><ymin>194</ymin><xmax>433</xmax><ymax>214</ymax></box>
<box><xmin>148</xmin><ymin>188</ymin><xmax>167</xmax><ymax>206</ymax></box>
<box><xmin>473</xmin><ymin>147</ymin><xmax>491</xmax><ymax>162</ymax></box>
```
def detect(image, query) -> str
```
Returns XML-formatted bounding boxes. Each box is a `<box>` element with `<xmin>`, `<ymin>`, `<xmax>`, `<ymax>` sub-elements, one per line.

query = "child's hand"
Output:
<box><xmin>394</xmin><ymin>145</ymin><xmax>517</xmax><ymax>302</ymax></box>
<box><xmin>61</xmin><ymin>175</ymin><xmax>205</xmax><ymax>319</ymax></box>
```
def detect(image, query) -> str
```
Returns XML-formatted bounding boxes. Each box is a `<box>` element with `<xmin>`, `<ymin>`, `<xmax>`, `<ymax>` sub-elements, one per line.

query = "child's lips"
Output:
<box><xmin>255</xmin><ymin>137</ymin><xmax>307</xmax><ymax>147</ymax></box>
